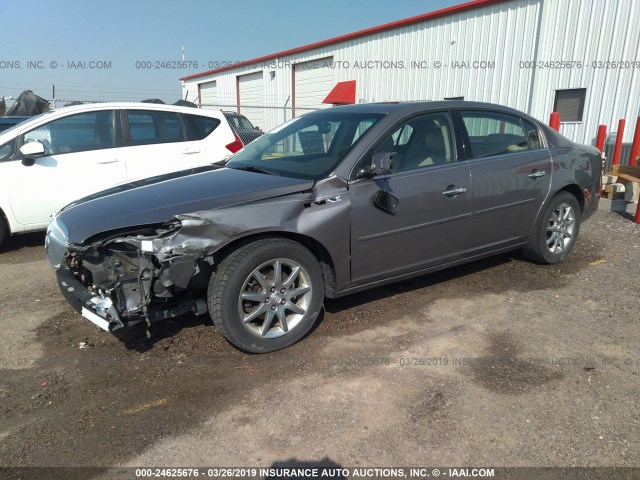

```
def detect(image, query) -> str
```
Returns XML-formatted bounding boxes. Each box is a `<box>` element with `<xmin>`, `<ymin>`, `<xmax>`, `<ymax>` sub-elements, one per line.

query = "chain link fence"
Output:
<box><xmin>2</xmin><ymin>95</ymin><xmax>321</xmax><ymax>134</ymax></box>
<box><xmin>198</xmin><ymin>103</ymin><xmax>319</xmax><ymax>133</ymax></box>
<box><xmin>4</xmin><ymin>95</ymin><xmax>639</xmax><ymax>167</ymax></box>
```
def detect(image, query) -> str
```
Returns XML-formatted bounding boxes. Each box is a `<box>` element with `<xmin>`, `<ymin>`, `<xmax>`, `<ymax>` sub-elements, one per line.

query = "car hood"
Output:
<box><xmin>56</xmin><ymin>166</ymin><xmax>314</xmax><ymax>244</ymax></box>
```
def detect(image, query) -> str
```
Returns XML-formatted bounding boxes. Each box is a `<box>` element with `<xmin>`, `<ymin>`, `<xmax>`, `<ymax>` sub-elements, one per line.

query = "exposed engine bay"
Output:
<box><xmin>61</xmin><ymin>221</ymin><xmax>211</xmax><ymax>334</ymax></box>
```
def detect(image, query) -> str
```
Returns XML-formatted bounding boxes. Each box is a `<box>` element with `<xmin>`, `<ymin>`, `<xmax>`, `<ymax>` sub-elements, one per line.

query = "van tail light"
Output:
<box><xmin>225</xmin><ymin>131</ymin><xmax>244</xmax><ymax>153</ymax></box>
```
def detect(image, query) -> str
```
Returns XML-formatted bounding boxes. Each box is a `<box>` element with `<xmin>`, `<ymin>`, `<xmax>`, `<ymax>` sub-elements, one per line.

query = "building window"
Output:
<box><xmin>553</xmin><ymin>88</ymin><xmax>586</xmax><ymax>122</ymax></box>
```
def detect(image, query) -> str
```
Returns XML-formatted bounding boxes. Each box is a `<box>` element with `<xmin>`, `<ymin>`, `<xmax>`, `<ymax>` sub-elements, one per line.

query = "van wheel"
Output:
<box><xmin>207</xmin><ymin>238</ymin><xmax>324</xmax><ymax>353</ymax></box>
<box><xmin>524</xmin><ymin>191</ymin><xmax>581</xmax><ymax>264</ymax></box>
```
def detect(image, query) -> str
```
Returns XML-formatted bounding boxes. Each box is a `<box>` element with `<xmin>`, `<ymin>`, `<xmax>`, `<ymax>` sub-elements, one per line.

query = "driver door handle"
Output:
<box><xmin>97</xmin><ymin>160</ymin><xmax>119</xmax><ymax>164</ymax></box>
<box><xmin>528</xmin><ymin>170</ymin><xmax>546</xmax><ymax>178</ymax></box>
<box><xmin>442</xmin><ymin>186</ymin><xmax>467</xmax><ymax>197</ymax></box>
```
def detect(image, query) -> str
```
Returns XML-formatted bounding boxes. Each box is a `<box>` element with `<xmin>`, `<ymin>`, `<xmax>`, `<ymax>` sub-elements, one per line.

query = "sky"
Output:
<box><xmin>1</xmin><ymin>0</ymin><xmax>460</xmax><ymax>105</ymax></box>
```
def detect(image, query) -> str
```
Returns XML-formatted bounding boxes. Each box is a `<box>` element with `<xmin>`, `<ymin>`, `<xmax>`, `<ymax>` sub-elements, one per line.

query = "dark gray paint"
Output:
<box><xmin>50</xmin><ymin>101</ymin><xmax>602</xmax><ymax>327</ymax></box>
<box><xmin>58</xmin><ymin>166</ymin><xmax>314</xmax><ymax>244</ymax></box>
<box><xmin>349</xmin><ymin>162</ymin><xmax>472</xmax><ymax>284</ymax></box>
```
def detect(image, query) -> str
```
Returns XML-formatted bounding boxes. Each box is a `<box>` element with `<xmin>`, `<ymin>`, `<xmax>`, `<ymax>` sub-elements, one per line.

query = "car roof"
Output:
<box><xmin>317</xmin><ymin>100</ymin><xmax>540</xmax><ymax>122</ymax></box>
<box><xmin>46</xmin><ymin>102</ymin><xmax>224</xmax><ymax>116</ymax></box>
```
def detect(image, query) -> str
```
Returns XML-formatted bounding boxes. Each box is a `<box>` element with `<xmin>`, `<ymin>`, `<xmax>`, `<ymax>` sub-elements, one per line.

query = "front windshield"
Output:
<box><xmin>226</xmin><ymin>111</ymin><xmax>384</xmax><ymax>180</ymax></box>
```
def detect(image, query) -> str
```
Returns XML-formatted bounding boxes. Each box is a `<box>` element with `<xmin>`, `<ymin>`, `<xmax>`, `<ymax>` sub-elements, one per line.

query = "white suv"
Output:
<box><xmin>0</xmin><ymin>102</ymin><xmax>243</xmax><ymax>248</ymax></box>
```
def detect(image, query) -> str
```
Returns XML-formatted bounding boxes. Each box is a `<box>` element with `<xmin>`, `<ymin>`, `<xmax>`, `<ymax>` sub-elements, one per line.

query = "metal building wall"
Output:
<box><xmin>334</xmin><ymin>0</ymin><xmax>541</xmax><ymax>108</ymax></box>
<box><xmin>182</xmin><ymin>0</ymin><xmax>543</xmax><ymax>132</ymax></box>
<box><xmin>182</xmin><ymin>0</ymin><xmax>639</xmax><ymax>144</ymax></box>
<box><xmin>530</xmin><ymin>0</ymin><xmax>640</xmax><ymax>144</ymax></box>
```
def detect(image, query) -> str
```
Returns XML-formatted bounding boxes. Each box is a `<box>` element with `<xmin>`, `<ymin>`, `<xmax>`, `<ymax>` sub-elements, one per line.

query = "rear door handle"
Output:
<box><xmin>442</xmin><ymin>186</ymin><xmax>467</xmax><ymax>197</ymax></box>
<box><xmin>528</xmin><ymin>170</ymin><xmax>546</xmax><ymax>178</ymax></box>
<box><xmin>97</xmin><ymin>160</ymin><xmax>119</xmax><ymax>165</ymax></box>
<box><xmin>182</xmin><ymin>149</ymin><xmax>201</xmax><ymax>155</ymax></box>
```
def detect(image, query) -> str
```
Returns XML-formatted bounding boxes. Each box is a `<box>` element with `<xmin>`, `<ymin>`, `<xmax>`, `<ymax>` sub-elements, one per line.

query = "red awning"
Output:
<box><xmin>322</xmin><ymin>80</ymin><xmax>356</xmax><ymax>105</ymax></box>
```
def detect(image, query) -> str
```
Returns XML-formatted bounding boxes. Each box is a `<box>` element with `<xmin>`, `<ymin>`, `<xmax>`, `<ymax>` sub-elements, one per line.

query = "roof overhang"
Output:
<box><xmin>323</xmin><ymin>81</ymin><xmax>356</xmax><ymax>105</ymax></box>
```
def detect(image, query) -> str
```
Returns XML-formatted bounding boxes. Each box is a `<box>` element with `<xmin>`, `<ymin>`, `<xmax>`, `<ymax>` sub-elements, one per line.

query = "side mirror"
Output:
<box><xmin>371</xmin><ymin>152</ymin><xmax>395</xmax><ymax>176</ymax></box>
<box><xmin>317</xmin><ymin>122</ymin><xmax>331</xmax><ymax>134</ymax></box>
<box><xmin>374</xmin><ymin>190</ymin><xmax>399</xmax><ymax>215</ymax></box>
<box><xmin>20</xmin><ymin>141</ymin><xmax>45</xmax><ymax>166</ymax></box>
<box><xmin>355</xmin><ymin>152</ymin><xmax>397</xmax><ymax>179</ymax></box>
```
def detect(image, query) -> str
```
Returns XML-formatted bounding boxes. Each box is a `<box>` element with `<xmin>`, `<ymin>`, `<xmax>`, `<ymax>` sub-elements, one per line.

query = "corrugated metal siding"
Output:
<box><xmin>530</xmin><ymin>0</ymin><xmax>640</xmax><ymax>144</ymax></box>
<box><xmin>238</xmin><ymin>71</ymin><xmax>265</xmax><ymax>128</ymax></box>
<box><xmin>294</xmin><ymin>56</ymin><xmax>334</xmax><ymax>111</ymax></box>
<box><xmin>183</xmin><ymin>0</ymin><xmax>542</xmax><ymax>132</ymax></box>
<box><xmin>182</xmin><ymin>0</ymin><xmax>640</xmax><ymax>144</ymax></box>
<box><xmin>199</xmin><ymin>80</ymin><xmax>217</xmax><ymax>105</ymax></box>
<box><xmin>326</xmin><ymin>0</ymin><xmax>540</xmax><ymax>108</ymax></box>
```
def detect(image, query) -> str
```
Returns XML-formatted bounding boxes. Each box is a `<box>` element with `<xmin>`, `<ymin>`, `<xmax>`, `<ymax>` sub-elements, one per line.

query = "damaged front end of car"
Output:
<box><xmin>46</xmin><ymin>216</ymin><xmax>212</xmax><ymax>336</ymax></box>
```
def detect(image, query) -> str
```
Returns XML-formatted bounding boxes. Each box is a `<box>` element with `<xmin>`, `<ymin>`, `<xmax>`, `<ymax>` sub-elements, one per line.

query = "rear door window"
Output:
<box><xmin>460</xmin><ymin>111</ymin><xmax>528</xmax><ymax>158</ymax></box>
<box><xmin>126</xmin><ymin>110</ymin><xmax>185</xmax><ymax>145</ymax></box>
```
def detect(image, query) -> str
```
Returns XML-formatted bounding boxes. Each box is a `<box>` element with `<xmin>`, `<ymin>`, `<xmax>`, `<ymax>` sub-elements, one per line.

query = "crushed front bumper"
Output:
<box><xmin>55</xmin><ymin>267</ymin><xmax>207</xmax><ymax>334</ymax></box>
<box><xmin>55</xmin><ymin>267</ymin><xmax>126</xmax><ymax>332</ymax></box>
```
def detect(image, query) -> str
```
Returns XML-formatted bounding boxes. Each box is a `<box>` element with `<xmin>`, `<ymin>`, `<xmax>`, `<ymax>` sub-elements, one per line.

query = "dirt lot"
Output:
<box><xmin>0</xmin><ymin>209</ymin><xmax>638</xmax><ymax>475</ymax></box>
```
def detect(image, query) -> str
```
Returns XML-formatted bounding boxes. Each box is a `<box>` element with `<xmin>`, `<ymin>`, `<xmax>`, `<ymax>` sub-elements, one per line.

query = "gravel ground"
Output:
<box><xmin>0</xmin><ymin>209</ymin><xmax>638</xmax><ymax>475</ymax></box>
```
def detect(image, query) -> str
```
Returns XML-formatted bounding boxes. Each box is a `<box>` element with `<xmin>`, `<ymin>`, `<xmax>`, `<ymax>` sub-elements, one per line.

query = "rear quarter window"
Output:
<box><xmin>522</xmin><ymin>118</ymin><xmax>542</xmax><ymax>149</ymax></box>
<box><xmin>182</xmin><ymin>114</ymin><xmax>221</xmax><ymax>141</ymax></box>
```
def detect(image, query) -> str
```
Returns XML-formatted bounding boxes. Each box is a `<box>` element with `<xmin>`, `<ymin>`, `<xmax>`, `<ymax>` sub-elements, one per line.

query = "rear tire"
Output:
<box><xmin>207</xmin><ymin>238</ymin><xmax>324</xmax><ymax>353</ymax></box>
<box><xmin>524</xmin><ymin>191</ymin><xmax>581</xmax><ymax>264</ymax></box>
<box><xmin>0</xmin><ymin>215</ymin><xmax>8</xmax><ymax>250</ymax></box>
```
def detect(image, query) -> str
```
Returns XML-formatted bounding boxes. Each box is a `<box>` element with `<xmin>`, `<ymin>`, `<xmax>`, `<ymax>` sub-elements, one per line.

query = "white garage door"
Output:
<box><xmin>238</xmin><ymin>71</ymin><xmax>264</xmax><ymax>130</ymax></box>
<box><xmin>199</xmin><ymin>80</ymin><xmax>217</xmax><ymax>106</ymax></box>
<box><xmin>294</xmin><ymin>56</ymin><xmax>334</xmax><ymax>115</ymax></box>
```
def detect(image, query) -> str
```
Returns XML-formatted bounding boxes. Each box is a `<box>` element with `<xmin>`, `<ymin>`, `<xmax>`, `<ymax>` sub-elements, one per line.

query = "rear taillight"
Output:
<box><xmin>225</xmin><ymin>131</ymin><xmax>244</xmax><ymax>153</ymax></box>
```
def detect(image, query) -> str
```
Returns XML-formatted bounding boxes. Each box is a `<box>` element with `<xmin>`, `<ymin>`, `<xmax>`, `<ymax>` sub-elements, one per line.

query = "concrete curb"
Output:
<box><xmin>598</xmin><ymin>197</ymin><xmax>638</xmax><ymax>215</ymax></box>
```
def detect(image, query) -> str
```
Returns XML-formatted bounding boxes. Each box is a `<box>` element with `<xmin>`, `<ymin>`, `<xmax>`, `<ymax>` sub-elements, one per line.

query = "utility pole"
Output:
<box><xmin>182</xmin><ymin>46</ymin><xmax>187</xmax><ymax>100</ymax></box>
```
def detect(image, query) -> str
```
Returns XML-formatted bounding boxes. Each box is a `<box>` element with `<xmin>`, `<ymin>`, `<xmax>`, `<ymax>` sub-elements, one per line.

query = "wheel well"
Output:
<box><xmin>0</xmin><ymin>207</ymin><xmax>9</xmax><ymax>232</ymax></box>
<box><xmin>211</xmin><ymin>232</ymin><xmax>338</xmax><ymax>296</ymax></box>
<box><xmin>557</xmin><ymin>184</ymin><xmax>585</xmax><ymax>213</ymax></box>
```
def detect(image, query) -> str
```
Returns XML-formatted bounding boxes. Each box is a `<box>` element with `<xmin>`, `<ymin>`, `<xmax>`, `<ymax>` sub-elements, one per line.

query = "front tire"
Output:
<box><xmin>524</xmin><ymin>191</ymin><xmax>581</xmax><ymax>264</ymax></box>
<box><xmin>207</xmin><ymin>238</ymin><xmax>324</xmax><ymax>353</ymax></box>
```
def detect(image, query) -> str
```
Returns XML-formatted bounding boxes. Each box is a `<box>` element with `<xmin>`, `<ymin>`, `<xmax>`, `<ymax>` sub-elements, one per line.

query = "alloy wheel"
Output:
<box><xmin>546</xmin><ymin>202</ymin><xmax>576</xmax><ymax>254</ymax></box>
<box><xmin>237</xmin><ymin>258</ymin><xmax>312</xmax><ymax>338</ymax></box>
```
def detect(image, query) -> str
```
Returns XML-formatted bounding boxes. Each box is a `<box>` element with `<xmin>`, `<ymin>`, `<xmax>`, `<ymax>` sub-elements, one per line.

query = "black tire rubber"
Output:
<box><xmin>0</xmin><ymin>214</ymin><xmax>7</xmax><ymax>251</ymax></box>
<box><xmin>523</xmin><ymin>191</ymin><xmax>581</xmax><ymax>264</ymax></box>
<box><xmin>207</xmin><ymin>238</ymin><xmax>324</xmax><ymax>353</ymax></box>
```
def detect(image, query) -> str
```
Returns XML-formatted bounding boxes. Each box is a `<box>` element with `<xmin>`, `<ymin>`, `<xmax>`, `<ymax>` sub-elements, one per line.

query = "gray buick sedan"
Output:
<box><xmin>46</xmin><ymin>101</ymin><xmax>601</xmax><ymax>353</ymax></box>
